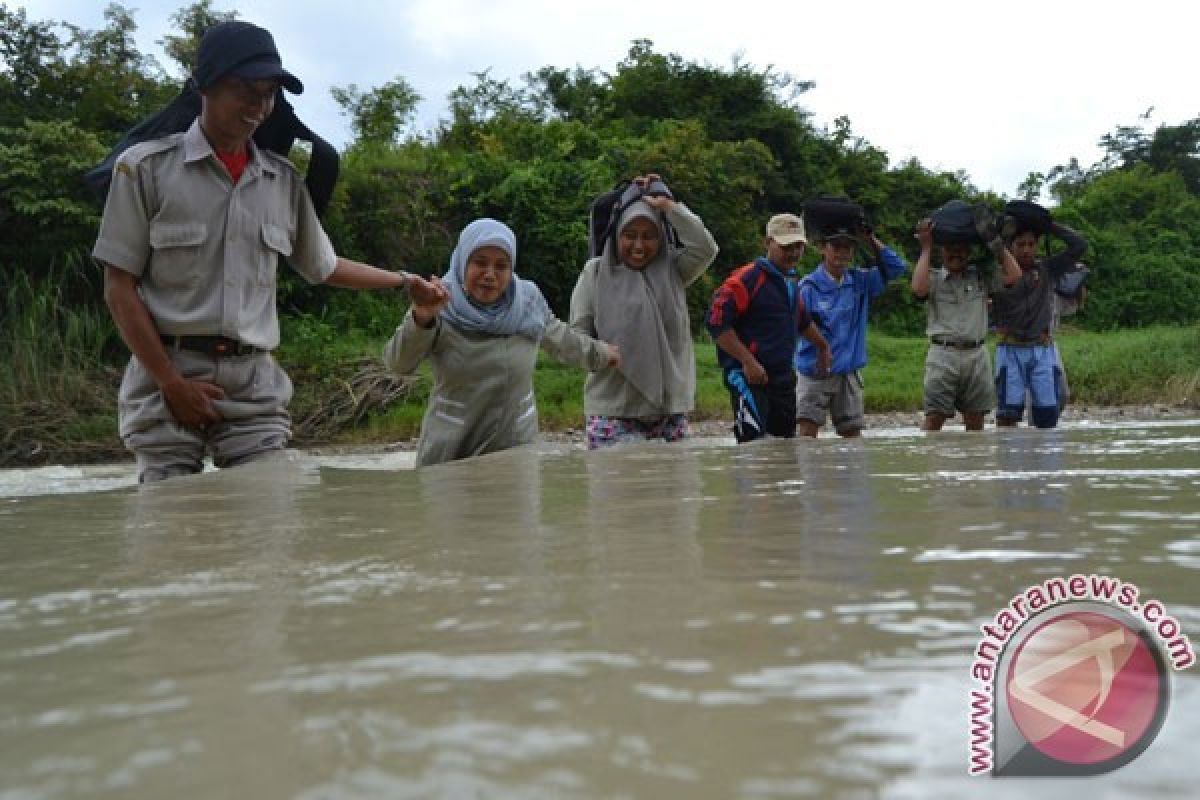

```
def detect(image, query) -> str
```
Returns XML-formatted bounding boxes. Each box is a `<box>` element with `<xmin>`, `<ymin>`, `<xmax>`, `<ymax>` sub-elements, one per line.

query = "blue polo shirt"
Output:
<box><xmin>795</xmin><ymin>246</ymin><xmax>907</xmax><ymax>376</ymax></box>
<box><xmin>707</xmin><ymin>257</ymin><xmax>814</xmax><ymax>381</ymax></box>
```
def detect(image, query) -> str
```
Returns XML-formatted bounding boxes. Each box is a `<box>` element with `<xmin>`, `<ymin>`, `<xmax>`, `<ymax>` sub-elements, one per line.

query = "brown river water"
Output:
<box><xmin>1</xmin><ymin>420</ymin><xmax>1198</xmax><ymax>798</ymax></box>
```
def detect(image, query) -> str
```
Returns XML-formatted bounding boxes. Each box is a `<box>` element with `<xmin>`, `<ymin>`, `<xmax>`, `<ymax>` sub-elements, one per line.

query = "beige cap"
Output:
<box><xmin>766</xmin><ymin>213</ymin><xmax>807</xmax><ymax>246</ymax></box>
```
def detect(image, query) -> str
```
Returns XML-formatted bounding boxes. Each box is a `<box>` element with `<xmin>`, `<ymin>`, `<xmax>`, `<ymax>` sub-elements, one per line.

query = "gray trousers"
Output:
<box><xmin>118</xmin><ymin>349</ymin><xmax>293</xmax><ymax>483</ymax></box>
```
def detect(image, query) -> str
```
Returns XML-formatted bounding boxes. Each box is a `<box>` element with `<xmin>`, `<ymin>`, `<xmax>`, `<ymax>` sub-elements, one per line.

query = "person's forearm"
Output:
<box><xmin>714</xmin><ymin>329</ymin><xmax>757</xmax><ymax>367</ymax></box>
<box><xmin>103</xmin><ymin>267</ymin><xmax>179</xmax><ymax>387</ymax></box>
<box><xmin>911</xmin><ymin>247</ymin><xmax>932</xmax><ymax>297</ymax></box>
<box><xmin>878</xmin><ymin>245</ymin><xmax>908</xmax><ymax>280</ymax></box>
<box><xmin>324</xmin><ymin>257</ymin><xmax>409</xmax><ymax>290</ymax></box>
<box><xmin>999</xmin><ymin>246</ymin><xmax>1022</xmax><ymax>286</ymax></box>
<box><xmin>1052</xmin><ymin>223</ymin><xmax>1088</xmax><ymax>261</ymax></box>
<box><xmin>801</xmin><ymin>323</ymin><xmax>829</xmax><ymax>352</ymax></box>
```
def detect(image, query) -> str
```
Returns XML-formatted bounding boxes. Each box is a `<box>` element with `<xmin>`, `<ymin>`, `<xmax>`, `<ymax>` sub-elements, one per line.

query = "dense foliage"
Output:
<box><xmin>3</xmin><ymin>2</ymin><xmax>1199</xmax><ymax>335</ymax></box>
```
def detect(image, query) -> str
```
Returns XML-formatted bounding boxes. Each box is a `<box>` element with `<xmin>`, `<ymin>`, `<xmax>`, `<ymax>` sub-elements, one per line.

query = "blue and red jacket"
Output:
<box><xmin>706</xmin><ymin>257</ymin><xmax>814</xmax><ymax>380</ymax></box>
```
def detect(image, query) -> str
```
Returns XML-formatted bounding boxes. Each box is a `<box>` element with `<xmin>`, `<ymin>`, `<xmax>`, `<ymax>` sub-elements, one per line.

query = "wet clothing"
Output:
<box><xmin>118</xmin><ymin>348</ymin><xmax>293</xmax><ymax>482</ymax></box>
<box><xmin>707</xmin><ymin>257</ymin><xmax>814</xmax><ymax>442</ymax></box>
<box><xmin>921</xmin><ymin>265</ymin><xmax>1006</xmax><ymax>417</ymax></box>
<box><xmin>995</xmin><ymin>344</ymin><xmax>1063</xmax><ymax>427</ymax></box>
<box><xmin>990</xmin><ymin>224</ymin><xmax>1087</xmax><ymax>342</ymax></box>
<box><xmin>570</xmin><ymin>203</ymin><xmax>718</xmax><ymax>418</ymax></box>
<box><xmin>585</xmin><ymin>414</ymin><xmax>689</xmax><ymax>450</ymax></box>
<box><xmin>385</xmin><ymin>308</ymin><xmax>610</xmax><ymax>467</ymax></box>
<box><xmin>991</xmin><ymin>223</ymin><xmax>1087</xmax><ymax>428</ymax></box>
<box><xmin>93</xmin><ymin>119</ymin><xmax>338</xmax><ymax>481</ymax></box>
<box><xmin>707</xmin><ymin>257</ymin><xmax>815</xmax><ymax>378</ymax></box>
<box><xmin>796</xmin><ymin>371</ymin><xmax>865</xmax><ymax>434</ymax></box>
<box><xmin>724</xmin><ymin>369</ymin><xmax>798</xmax><ymax>442</ymax></box>
<box><xmin>794</xmin><ymin>248</ymin><xmax>908</xmax><ymax>377</ymax></box>
<box><xmin>924</xmin><ymin>345</ymin><xmax>995</xmax><ymax>416</ymax></box>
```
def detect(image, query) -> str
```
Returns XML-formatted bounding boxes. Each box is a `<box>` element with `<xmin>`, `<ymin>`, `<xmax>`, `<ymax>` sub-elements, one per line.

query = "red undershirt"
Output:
<box><xmin>215</xmin><ymin>148</ymin><xmax>249</xmax><ymax>185</ymax></box>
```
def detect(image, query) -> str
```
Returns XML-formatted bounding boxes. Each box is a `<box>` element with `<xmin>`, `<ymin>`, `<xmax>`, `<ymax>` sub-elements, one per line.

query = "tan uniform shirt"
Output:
<box><xmin>925</xmin><ymin>266</ymin><xmax>1004</xmax><ymax>342</ymax></box>
<box><xmin>92</xmin><ymin>119</ymin><xmax>337</xmax><ymax>350</ymax></box>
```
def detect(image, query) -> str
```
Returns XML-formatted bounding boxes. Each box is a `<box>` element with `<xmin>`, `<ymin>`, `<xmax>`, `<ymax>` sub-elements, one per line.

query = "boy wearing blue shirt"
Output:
<box><xmin>795</xmin><ymin>221</ymin><xmax>907</xmax><ymax>437</ymax></box>
<box><xmin>707</xmin><ymin>214</ymin><xmax>831</xmax><ymax>442</ymax></box>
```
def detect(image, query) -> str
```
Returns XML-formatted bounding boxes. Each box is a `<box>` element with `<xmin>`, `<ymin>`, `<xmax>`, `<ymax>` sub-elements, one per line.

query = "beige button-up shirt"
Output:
<box><xmin>93</xmin><ymin>119</ymin><xmax>337</xmax><ymax>350</ymax></box>
<box><xmin>925</xmin><ymin>265</ymin><xmax>1005</xmax><ymax>342</ymax></box>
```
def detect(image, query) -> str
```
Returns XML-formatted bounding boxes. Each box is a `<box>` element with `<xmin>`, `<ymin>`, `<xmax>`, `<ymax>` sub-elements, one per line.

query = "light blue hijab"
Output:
<box><xmin>439</xmin><ymin>218</ymin><xmax>551</xmax><ymax>340</ymax></box>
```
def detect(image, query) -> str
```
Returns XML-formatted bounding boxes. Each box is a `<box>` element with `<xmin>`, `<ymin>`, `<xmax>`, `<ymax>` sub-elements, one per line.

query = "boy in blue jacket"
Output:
<box><xmin>795</xmin><ymin>220</ymin><xmax>907</xmax><ymax>437</ymax></box>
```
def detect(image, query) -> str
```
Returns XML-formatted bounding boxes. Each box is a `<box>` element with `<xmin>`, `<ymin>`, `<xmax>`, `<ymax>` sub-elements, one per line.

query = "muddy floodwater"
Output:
<box><xmin>2</xmin><ymin>420</ymin><xmax>1198</xmax><ymax>798</ymax></box>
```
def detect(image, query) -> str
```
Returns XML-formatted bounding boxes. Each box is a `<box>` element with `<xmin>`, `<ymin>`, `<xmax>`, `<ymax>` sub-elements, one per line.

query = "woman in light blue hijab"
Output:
<box><xmin>384</xmin><ymin>219</ymin><xmax>620</xmax><ymax>467</ymax></box>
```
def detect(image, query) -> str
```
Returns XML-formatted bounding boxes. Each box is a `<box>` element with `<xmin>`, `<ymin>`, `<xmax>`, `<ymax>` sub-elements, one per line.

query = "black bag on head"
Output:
<box><xmin>1003</xmin><ymin>199</ymin><xmax>1053</xmax><ymax>237</ymax></box>
<box><xmin>930</xmin><ymin>199</ymin><xmax>982</xmax><ymax>245</ymax></box>
<box><xmin>83</xmin><ymin>87</ymin><xmax>340</xmax><ymax>215</ymax></box>
<box><xmin>802</xmin><ymin>195</ymin><xmax>866</xmax><ymax>241</ymax></box>
<box><xmin>588</xmin><ymin>179</ymin><xmax>677</xmax><ymax>258</ymax></box>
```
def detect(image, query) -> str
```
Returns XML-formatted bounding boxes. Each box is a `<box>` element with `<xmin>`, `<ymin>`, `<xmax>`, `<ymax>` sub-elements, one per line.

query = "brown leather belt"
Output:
<box><xmin>161</xmin><ymin>335</ymin><xmax>266</xmax><ymax>357</ymax></box>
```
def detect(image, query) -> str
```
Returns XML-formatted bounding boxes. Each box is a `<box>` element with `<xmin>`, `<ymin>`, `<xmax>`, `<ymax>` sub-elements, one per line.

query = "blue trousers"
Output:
<box><xmin>994</xmin><ymin>344</ymin><xmax>1063</xmax><ymax>428</ymax></box>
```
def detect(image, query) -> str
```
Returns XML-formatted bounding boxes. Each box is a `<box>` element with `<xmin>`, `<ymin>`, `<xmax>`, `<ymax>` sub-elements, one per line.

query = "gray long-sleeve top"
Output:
<box><xmin>991</xmin><ymin>223</ymin><xmax>1088</xmax><ymax>341</ymax></box>
<box><xmin>384</xmin><ymin>310</ymin><xmax>610</xmax><ymax>467</ymax></box>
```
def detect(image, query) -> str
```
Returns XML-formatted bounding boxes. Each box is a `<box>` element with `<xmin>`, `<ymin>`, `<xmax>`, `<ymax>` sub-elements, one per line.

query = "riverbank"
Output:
<box><xmin>3</xmin><ymin>324</ymin><xmax>1198</xmax><ymax>467</ymax></box>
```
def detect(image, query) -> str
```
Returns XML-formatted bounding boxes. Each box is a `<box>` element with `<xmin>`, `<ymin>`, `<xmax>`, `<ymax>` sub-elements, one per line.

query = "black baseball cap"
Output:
<box><xmin>193</xmin><ymin>21</ymin><xmax>303</xmax><ymax>95</ymax></box>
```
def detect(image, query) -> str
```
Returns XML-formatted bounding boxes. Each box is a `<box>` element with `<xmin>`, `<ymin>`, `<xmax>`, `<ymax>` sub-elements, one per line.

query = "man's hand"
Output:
<box><xmin>411</xmin><ymin>275</ymin><xmax>451</xmax><ymax>328</ymax></box>
<box><xmin>605</xmin><ymin>343</ymin><xmax>622</xmax><ymax>368</ymax></box>
<box><xmin>741</xmin><ymin>356</ymin><xmax>768</xmax><ymax>385</ymax></box>
<box><xmin>1000</xmin><ymin>215</ymin><xmax>1019</xmax><ymax>241</ymax></box>
<box><xmin>914</xmin><ymin>218</ymin><xmax>934</xmax><ymax>250</ymax></box>
<box><xmin>972</xmin><ymin>204</ymin><xmax>1000</xmax><ymax>242</ymax></box>
<box><xmin>407</xmin><ymin>273</ymin><xmax>449</xmax><ymax>307</ymax></box>
<box><xmin>161</xmin><ymin>376</ymin><xmax>225</xmax><ymax>428</ymax></box>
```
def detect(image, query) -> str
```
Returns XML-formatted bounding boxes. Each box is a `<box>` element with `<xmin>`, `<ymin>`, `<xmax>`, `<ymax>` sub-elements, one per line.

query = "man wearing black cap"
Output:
<box><xmin>94</xmin><ymin>21</ymin><xmax>447</xmax><ymax>482</ymax></box>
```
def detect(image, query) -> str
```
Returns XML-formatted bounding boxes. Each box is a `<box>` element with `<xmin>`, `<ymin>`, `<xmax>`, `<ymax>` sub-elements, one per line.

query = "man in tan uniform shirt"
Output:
<box><xmin>93</xmin><ymin>21</ymin><xmax>445</xmax><ymax>482</ymax></box>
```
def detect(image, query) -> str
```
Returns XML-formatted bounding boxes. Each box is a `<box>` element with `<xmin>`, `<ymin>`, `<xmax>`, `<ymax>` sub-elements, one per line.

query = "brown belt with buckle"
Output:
<box><xmin>930</xmin><ymin>336</ymin><xmax>984</xmax><ymax>350</ymax></box>
<box><xmin>161</xmin><ymin>335</ymin><xmax>266</xmax><ymax>357</ymax></box>
<box><xmin>997</xmin><ymin>333</ymin><xmax>1051</xmax><ymax>347</ymax></box>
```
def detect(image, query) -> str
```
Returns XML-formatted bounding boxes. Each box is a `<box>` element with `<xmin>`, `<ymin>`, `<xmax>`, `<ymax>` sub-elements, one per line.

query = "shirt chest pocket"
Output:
<box><xmin>148</xmin><ymin>222</ymin><xmax>207</xmax><ymax>287</ymax></box>
<box><xmin>258</xmin><ymin>223</ymin><xmax>293</xmax><ymax>287</ymax></box>
<box><xmin>936</xmin><ymin>283</ymin><xmax>966</xmax><ymax>306</ymax></box>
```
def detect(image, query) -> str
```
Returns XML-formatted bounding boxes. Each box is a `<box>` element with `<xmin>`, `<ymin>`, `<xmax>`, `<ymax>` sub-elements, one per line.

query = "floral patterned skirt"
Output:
<box><xmin>585</xmin><ymin>414</ymin><xmax>690</xmax><ymax>450</ymax></box>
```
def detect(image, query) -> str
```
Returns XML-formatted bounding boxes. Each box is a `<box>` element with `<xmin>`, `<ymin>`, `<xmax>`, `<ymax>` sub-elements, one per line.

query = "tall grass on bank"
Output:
<box><xmin>1</xmin><ymin>260</ymin><xmax>122</xmax><ymax>461</ymax></box>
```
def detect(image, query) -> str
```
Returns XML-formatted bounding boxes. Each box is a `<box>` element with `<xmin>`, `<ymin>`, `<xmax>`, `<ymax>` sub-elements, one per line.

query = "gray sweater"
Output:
<box><xmin>569</xmin><ymin>203</ymin><xmax>718</xmax><ymax>417</ymax></box>
<box><xmin>384</xmin><ymin>310</ymin><xmax>610</xmax><ymax>467</ymax></box>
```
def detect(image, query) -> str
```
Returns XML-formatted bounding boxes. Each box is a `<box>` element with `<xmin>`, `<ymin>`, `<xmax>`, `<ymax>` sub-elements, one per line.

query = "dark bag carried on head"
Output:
<box><xmin>801</xmin><ymin>195</ymin><xmax>866</xmax><ymax>240</ymax></box>
<box><xmin>1003</xmin><ymin>199</ymin><xmax>1053</xmax><ymax>237</ymax></box>
<box><xmin>930</xmin><ymin>199</ymin><xmax>982</xmax><ymax>245</ymax></box>
<box><xmin>84</xmin><ymin>87</ymin><xmax>340</xmax><ymax>215</ymax></box>
<box><xmin>1055</xmin><ymin>264</ymin><xmax>1090</xmax><ymax>298</ymax></box>
<box><xmin>588</xmin><ymin>178</ymin><xmax>677</xmax><ymax>258</ymax></box>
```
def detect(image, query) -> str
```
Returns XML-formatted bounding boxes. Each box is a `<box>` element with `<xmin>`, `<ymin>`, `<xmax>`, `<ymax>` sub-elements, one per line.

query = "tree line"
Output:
<box><xmin>3</xmin><ymin>1</ymin><xmax>1199</xmax><ymax>341</ymax></box>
